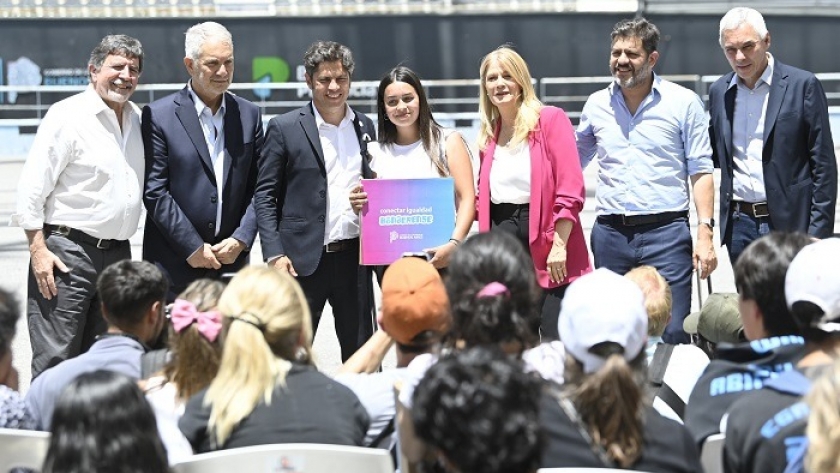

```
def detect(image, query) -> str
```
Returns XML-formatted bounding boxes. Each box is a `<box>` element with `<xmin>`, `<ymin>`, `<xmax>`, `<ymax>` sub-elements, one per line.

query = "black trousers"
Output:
<box><xmin>490</xmin><ymin>203</ymin><xmax>567</xmax><ymax>341</ymax></box>
<box><xmin>297</xmin><ymin>240</ymin><xmax>373</xmax><ymax>361</ymax></box>
<box><xmin>28</xmin><ymin>232</ymin><xmax>131</xmax><ymax>379</ymax></box>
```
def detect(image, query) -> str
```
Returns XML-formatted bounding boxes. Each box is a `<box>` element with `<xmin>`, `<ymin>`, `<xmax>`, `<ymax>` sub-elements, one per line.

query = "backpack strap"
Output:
<box><xmin>649</xmin><ymin>343</ymin><xmax>674</xmax><ymax>386</ymax></box>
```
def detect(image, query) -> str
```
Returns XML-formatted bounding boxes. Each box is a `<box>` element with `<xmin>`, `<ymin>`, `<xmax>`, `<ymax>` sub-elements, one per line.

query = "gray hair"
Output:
<box><xmin>88</xmin><ymin>34</ymin><xmax>144</xmax><ymax>80</ymax></box>
<box><xmin>303</xmin><ymin>41</ymin><xmax>355</xmax><ymax>78</ymax></box>
<box><xmin>185</xmin><ymin>22</ymin><xmax>233</xmax><ymax>61</ymax></box>
<box><xmin>611</xmin><ymin>17</ymin><xmax>660</xmax><ymax>55</ymax></box>
<box><xmin>719</xmin><ymin>7</ymin><xmax>768</xmax><ymax>47</ymax></box>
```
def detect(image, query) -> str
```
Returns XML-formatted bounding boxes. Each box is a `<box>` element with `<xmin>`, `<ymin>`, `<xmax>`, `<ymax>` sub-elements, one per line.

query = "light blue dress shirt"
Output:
<box><xmin>576</xmin><ymin>74</ymin><xmax>713</xmax><ymax>215</ymax></box>
<box><xmin>730</xmin><ymin>54</ymin><xmax>775</xmax><ymax>203</ymax></box>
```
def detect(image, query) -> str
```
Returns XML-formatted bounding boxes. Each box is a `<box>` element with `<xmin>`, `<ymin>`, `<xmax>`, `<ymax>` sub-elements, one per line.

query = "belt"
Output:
<box><xmin>324</xmin><ymin>238</ymin><xmax>358</xmax><ymax>253</ymax></box>
<box><xmin>597</xmin><ymin>210</ymin><xmax>688</xmax><ymax>227</ymax></box>
<box><xmin>46</xmin><ymin>224</ymin><xmax>125</xmax><ymax>250</ymax></box>
<box><xmin>732</xmin><ymin>201</ymin><xmax>769</xmax><ymax>218</ymax></box>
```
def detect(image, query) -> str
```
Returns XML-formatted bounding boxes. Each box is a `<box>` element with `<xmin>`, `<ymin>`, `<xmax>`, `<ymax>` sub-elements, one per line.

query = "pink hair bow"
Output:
<box><xmin>477</xmin><ymin>282</ymin><xmax>510</xmax><ymax>299</ymax></box>
<box><xmin>170</xmin><ymin>298</ymin><xmax>222</xmax><ymax>342</ymax></box>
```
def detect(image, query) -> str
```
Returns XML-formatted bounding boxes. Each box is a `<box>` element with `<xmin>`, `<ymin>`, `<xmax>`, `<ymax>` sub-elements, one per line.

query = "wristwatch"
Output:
<box><xmin>698</xmin><ymin>218</ymin><xmax>715</xmax><ymax>229</ymax></box>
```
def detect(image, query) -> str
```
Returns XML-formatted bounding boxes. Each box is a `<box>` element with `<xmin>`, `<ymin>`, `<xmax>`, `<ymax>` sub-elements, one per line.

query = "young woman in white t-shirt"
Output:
<box><xmin>349</xmin><ymin>66</ymin><xmax>475</xmax><ymax>269</ymax></box>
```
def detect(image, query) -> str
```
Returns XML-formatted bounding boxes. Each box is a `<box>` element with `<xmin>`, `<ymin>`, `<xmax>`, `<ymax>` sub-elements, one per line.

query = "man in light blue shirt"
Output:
<box><xmin>576</xmin><ymin>18</ymin><xmax>717</xmax><ymax>344</ymax></box>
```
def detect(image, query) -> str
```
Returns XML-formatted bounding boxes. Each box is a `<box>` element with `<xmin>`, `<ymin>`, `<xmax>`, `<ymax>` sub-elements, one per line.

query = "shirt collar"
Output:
<box><xmin>728</xmin><ymin>53</ymin><xmax>774</xmax><ymax>90</ymax></box>
<box><xmin>312</xmin><ymin>102</ymin><xmax>354</xmax><ymax>129</ymax></box>
<box><xmin>188</xmin><ymin>81</ymin><xmax>226</xmax><ymax>118</ymax></box>
<box><xmin>83</xmin><ymin>84</ymin><xmax>136</xmax><ymax>122</ymax></box>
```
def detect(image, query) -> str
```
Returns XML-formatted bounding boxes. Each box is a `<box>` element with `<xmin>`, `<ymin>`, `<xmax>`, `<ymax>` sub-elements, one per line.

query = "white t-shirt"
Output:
<box><xmin>369</xmin><ymin>140</ymin><xmax>441</xmax><ymax>179</ymax></box>
<box><xmin>489</xmin><ymin>141</ymin><xmax>531</xmax><ymax>205</ymax></box>
<box><xmin>651</xmin><ymin>344</ymin><xmax>710</xmax><ymax>424</ymax></box>
<box><xmin>145</xmin><ymin>376</ymin><xmax>193</xmax><ymax>465</ymax></box>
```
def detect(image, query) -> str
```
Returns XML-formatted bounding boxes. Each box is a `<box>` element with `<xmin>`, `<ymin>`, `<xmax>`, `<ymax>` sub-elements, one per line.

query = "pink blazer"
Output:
<box><xmin>478</xmin><ymin>106</ymin><xmax>592</xmax><ymax>289</ymax></box>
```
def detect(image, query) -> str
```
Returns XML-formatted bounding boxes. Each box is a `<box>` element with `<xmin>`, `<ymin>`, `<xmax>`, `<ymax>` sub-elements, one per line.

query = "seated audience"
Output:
<box><xmin>179</xmin><ymin>266</ymin><xmax>369</xmax><ymax>451</ymax></box>
<box><xmin>412</xmin><ymin>347</ymin><xmax>542</xmax><ymax>473</ymax></box>
<box><xmin>724</xmin><ymin>238</ymin><xmax>840</xmax><ymax>473</ymax></box>
<box><xmin>334</xmin><ymin>256</ymin><xmax>450</xmax><ymax>449</ymax></box>
<box><xmin>626</xmin><ymin>265</ymin><xmax>709</xmax><ymax>423</ymax></box>
<box><xmin>26</xmin><ymin>260</ymin><xmax>169</xmax><ymax>430</ymax></box>
<box><xmin>42</xmin><ymin>370</ymin><xmax>169</xmax><ymax>473</ymax></box>
<box><xmin>399</xmin><ymin>231</ymin><xmax>542</xmax><ymax>408</ymax></box>
<box><xmin>541</xmin><ymin>268</ymin><xmax>702</xmax><ymax>472</ymax></box>
<box><xmin>144</xmin><ymin>279</ymin><xmax>225</xmax><ymax>464</ymax></box>
<box><xmin>684</xmin><ymin>232</ymin><xmax>811</xmax><ymax>447</ymax></box>
<box><xmin>0</xmin><ymin>287</ymin><xmax>36</xmax><ymax>429</ymax></box>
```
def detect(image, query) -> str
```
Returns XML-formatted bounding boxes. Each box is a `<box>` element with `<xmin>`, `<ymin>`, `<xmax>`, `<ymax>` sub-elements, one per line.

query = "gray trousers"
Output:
<box><xmin>27</xmin><ymin>231</ymin><xmax>130</xmax><ymax>379</ymax></box>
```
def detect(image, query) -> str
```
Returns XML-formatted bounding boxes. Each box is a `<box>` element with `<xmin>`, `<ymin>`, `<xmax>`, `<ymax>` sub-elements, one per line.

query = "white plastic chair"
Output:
<box><xmin>0</xmin><ymin>427</ymin><xmax>51</xmax><ymax>471</ymax></box>
<box><xmin>171</xmin><ymin>443</ymin><xmax>394</xmax><ymax>473</ymax></box>
<box><xmin>701</xmin><ymin>433</ymin><xmax>726</xmax><ymax>473</ymax></box>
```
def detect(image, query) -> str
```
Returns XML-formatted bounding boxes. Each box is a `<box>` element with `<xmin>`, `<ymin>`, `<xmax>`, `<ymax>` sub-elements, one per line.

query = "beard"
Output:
<box><xmin>613</xmin><ymin>60</ymin><xmax>653</xmax><ymax>89</ymax></box>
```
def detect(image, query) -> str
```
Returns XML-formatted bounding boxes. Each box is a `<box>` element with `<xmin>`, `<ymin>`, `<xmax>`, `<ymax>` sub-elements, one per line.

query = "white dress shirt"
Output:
<box><xmin>188</xmin><ymin>83</ymin><xmax>226</xmax><ymax>236</ymax></box>
<box><xmin>730</xmin><ymin>54</ymin><xmax>774</xmax><ymax>203</ymax></box>
<box><xmin>312</xmin><ymin>103</ymin><xmax>362</xmax><ymax>244</ymax></box>
<box><xmin>11</xmin><ymin>85</ymin><xmax>144</xmax><ymax>240</ymax></box>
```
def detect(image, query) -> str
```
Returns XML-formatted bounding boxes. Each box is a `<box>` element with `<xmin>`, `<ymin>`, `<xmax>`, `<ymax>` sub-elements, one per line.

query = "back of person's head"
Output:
<box><xmin>42</xmin><ymin>370</ymin><xmax>168</xmax><ymax>473</ymax></box>
<box><xmin>734</xmin><ymin>232</ymin><xmax>812</xmax><ymax>337</ymax></box>
<box><xmin>683</xmin><ymin>293</ymin><xmax>745</xmax><ymax>357</ymax></box>
<box><xmin>625</xmin><ymin>265</ymin><xmax>671</xmax><ymax>337</ymax></box>
<box><xmin>446</xmin><ymin>231</ymin><xmax>540</xmax><ymax>352</ymax></box>
<box><xmin>205</xmin><ymin>266</ymin><xmax>313</xmax><ymax>448</ymax></box>
<box><xmin>379</xmin><ymin>257</ymin><xmax>451</xmax><ymax>354</ymax></box>
<box><xmin>412</xmin><ymin>346</ymin><xmax>542</xmax><ymax>473</ymax></box>
<box><xmin>164</xmin><ymin>279</ymin><xmax>225</xmax><ymax>401</ymax></box>
<box><xmin>559</xmin><ymin>268</ymin><xmax>649</xmax><ymax>468</ymax></box>
<box><xmin>785</xmin><ymin>238</ymin><xmax>840</xmax><ymax>343</ymax></box>
<box><xmin>97</xmin><ymin>260</ymin><xmax>168</xmax><ymax>330</ymax></box>
<box><xmin>805</xmin><ymin>357</ymin><xmax>840</xmax><ymax>473</ymax></box>
<box><xmin>0</xmin><ymin>288</ymin><xmax>18</xmax><ymax>358</ymax></box>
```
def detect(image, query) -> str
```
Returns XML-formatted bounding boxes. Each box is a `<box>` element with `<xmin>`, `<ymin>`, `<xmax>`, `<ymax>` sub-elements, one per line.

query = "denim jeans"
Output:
<box><xmin>726</xmin><ymin>207</ymin><xmax>772</xmax><ymax>266</ymax></box>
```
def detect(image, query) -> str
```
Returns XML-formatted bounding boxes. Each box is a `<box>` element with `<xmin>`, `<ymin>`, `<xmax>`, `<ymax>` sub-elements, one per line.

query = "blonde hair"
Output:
<box><xmin>806</xmin><ymin>358</ymin><xmax>840</xmax><ymax>473</ymax></box>
<box><xmin>203</xmin><ymin>267</ymin><xmax>314</xmax><ymax>448</ymax></box>
<box><xmin>477</xmin><ymin>46</ymin><xmax>543</xmax><ymax>151</ymax></box>
<box><xmin>625</xmin><ymin>266</ymin><xmax>672</xmax><ymax>337</ymax></box>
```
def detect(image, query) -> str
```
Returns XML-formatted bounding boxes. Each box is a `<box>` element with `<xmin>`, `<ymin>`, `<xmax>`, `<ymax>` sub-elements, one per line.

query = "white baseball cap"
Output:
<box><xmin>785</xmin><ymin>238</ymin><xmax>840</xmax><ymax>331</ymax></box>
<box><xmin>559</xmin><ymin>268</ymin><xmax>648</xmax><ymax>374</ymax></box>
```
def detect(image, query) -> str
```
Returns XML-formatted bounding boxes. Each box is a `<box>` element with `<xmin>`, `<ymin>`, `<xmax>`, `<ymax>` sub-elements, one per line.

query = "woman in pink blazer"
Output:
<box><xmin>476</xmin><ymin>46</ymin><xmax>592</xmax><ymax>339</ymax></box>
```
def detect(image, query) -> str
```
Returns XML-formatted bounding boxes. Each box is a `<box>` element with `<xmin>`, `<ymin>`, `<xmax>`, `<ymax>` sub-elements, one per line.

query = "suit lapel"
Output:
<box><xmin>174</xmin><ymin>87</ymin><xmax>214</xmax><ymax>175</ymax></box>
<box><xmin>723</xmin><ymin>74</ymin><xmax>736</xmax><ymax>161</ymax></box>
<box><xmin>763</xmin><ymin>62</ymin><xmax>788</xmax><ymax>143</ymax></box>
<box><xmin>300</xmin><ymin>104</ymin><xmax>326</xmax><ymax>174</ymax></box>
<box><xmin>221</xmin><ymin>93</ymin><xmax>242</xmax><ymax>191</ymax></box>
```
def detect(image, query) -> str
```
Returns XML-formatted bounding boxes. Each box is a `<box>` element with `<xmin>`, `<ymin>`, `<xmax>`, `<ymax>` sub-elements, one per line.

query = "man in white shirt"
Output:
<box><xmin>142</xmin><ymin>22</ymin><xmax>263</xmax><ymax>299</ymax></box>
<box><xmin>255</xmin><ymin>41</ymin><xmax>376</xmax><ymax>361</ymax></box>
<box><xmin>11</xmin><ymin>35</ymin><xmax>145</xmax><ymax>379</ymax></box>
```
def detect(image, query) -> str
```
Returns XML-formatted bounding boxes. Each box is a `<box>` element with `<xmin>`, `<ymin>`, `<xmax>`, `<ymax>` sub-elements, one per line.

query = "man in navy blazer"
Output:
<box><xmin>709</xmin><ymin>7</ymin><xmax>837</xmax><ymax>265</ymax></box>
<box><xmin>255</xmin><ymin>41</ymin><xmax>375</xmax><ymax>361</ymax></box>
<box><xmin>142</xmin><ymin>22</ymin><xmax>263</xmax><ymax>299</ymax></box>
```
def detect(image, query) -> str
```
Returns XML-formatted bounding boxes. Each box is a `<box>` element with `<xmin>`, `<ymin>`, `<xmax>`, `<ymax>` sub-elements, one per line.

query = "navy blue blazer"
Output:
<box><xmin>709</xmin><ymin>60</ymin><xmax>837</xmax><ymax>243</ymax></box>
<box><xmin>255</xmin><ymin>103</ymin><xmax>375</xmax><ymax>277</ymax></box>
<box><xmin>141</xmin><ymin>87</ymin><xmax>263</xmax><ymax>291</ymax></box>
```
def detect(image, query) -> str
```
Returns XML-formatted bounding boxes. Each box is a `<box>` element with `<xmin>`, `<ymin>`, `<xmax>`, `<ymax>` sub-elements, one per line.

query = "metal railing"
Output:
<box><xmin>4</xmin><ymin>72</ymin><xmax>840</xmax><ymax>127</ymax></box>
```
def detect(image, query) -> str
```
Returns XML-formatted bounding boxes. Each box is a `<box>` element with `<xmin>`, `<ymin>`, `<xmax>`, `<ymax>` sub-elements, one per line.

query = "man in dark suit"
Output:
<box><xmin>255</xmin><ymin>41</ymin><xmax>375</xmax><ymax>361</ymax></box>
<box><xmin>142</xmin><ymin>22</ymin><xmax>263</xmax><ymax>299</ymax></box>
<box><xmin>709</xmin><ymin>7</ymin><xmax>837</xmax><ymax>265</ymax></box>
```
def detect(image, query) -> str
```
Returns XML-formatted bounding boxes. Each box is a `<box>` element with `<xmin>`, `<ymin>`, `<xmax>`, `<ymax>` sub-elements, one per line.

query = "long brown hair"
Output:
<box><xmin>564</xmin><ymin>344</ymin><xmax>648</xmax><ymax>468</ymax></box>
<box><xmin>164</xmin><ymin>279</ymin><xmax>225</xmax><ymax>401</ymax></box>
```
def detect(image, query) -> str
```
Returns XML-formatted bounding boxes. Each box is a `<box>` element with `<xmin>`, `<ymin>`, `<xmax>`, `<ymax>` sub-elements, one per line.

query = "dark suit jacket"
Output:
<box><xmin>709</xmin><ymin>60</ymin><xmax>837</xmax><ymax>243</ymax></box>
<box><xmin>255</xmin><ymin>103</ymin><xmax>375</xmax><ymax>277</ymax></box>
<box><xmin>142</xmin><ymin>87</ymin><xmax>263</xmax><ymax>292</ymax></box>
